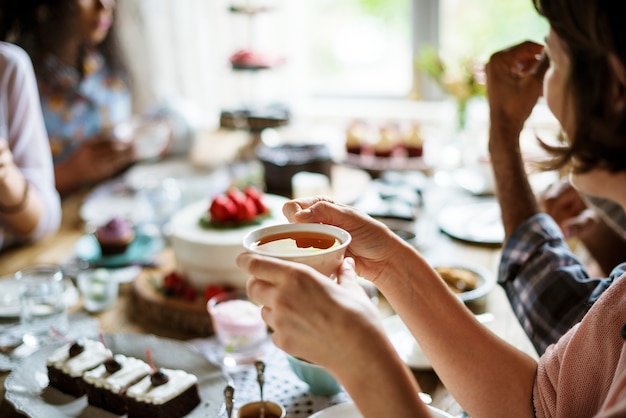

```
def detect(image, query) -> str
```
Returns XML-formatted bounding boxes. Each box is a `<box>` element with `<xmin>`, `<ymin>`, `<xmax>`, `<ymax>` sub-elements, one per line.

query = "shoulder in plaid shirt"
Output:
<box><xmin>497</xmin><ymin>213</ymin><xmax>625</xmax><ymax>355</ymax></box>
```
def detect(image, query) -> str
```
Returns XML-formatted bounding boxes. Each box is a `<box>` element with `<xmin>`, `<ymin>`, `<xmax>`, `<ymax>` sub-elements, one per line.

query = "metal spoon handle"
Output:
<box><xmin>224</xmin><ymin>385</ymin><xmax>235</xmax><ymax>418</ymax></box>
<box><xmin>255</xmin><ymin>360</ymin><xmax>266</xmax><ymax>418</ymax></box>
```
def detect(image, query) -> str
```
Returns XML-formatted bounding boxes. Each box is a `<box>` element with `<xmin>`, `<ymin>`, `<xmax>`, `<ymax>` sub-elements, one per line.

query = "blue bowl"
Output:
<box><xmin>286</xmin><ymin>353</ymin><xmax>342</xmax><ymax>396</ymax></box>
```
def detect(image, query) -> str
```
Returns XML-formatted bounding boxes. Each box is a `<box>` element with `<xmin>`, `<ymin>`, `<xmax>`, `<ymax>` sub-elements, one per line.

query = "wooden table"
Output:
<box><xmin>0</xmin><ymin>169</ymin><xmax>538</xmax><ymax>417</ymax></box>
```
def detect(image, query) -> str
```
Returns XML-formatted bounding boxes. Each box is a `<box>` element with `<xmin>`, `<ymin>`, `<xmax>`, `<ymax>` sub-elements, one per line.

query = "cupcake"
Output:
<box><xmin>345</xmin><ymin>120</ymin><xmax>367</xmax><ymax>155</ymax></box>
<box><xmin>404</xmin><ymin>123</ymin><xmax>424</xmax><ymax>157</ymax></box>
<box><xmin>95</xmin><ymin>217</ymin><xmax>135</xmax><ymax>256</ymax></box>
<box><xmin>373</xmin><ymin>124</ymin><xmax>399</xmax><ymax>158</ymax></box>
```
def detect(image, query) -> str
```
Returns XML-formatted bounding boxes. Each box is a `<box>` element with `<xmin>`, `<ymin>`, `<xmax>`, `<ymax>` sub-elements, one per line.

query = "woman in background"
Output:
<box><xmin>0</xmin><ymin>41</ymin><xmax>60</xmax><ymax>251</ymax></box>
<box><xmin>0</xmin><ymin>0</ymin><xmax>138</xmax><ymax>196</ymax></box>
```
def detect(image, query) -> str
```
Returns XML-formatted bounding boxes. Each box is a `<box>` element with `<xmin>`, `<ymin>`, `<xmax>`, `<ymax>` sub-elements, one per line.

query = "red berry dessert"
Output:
<box><xmin>95</xmin><ymin>217</ymin><xmax>135</xmax><ymax>256</ymax></box>
<box><xmin>207</xmin><ymin>186</ymin><xmax>269</xmax><ymax>226</ymax></box>
<box><xmin>229</xmin><ymin>49</ymin><xmax>284</xmax><ymax>70</ymax></box>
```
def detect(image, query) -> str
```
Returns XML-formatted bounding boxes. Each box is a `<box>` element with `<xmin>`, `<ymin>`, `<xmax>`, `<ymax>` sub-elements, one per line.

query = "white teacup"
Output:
<box><xmin>242</xmin><ymin>223</ymin><xmax>351</xmax><ymax>277</ymax></box>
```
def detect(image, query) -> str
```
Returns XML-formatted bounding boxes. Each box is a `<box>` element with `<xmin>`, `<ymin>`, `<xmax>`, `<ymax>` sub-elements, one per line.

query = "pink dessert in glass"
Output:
<box><xmin>208</xmin><ymin>293</ymin><xmax>267</xmax><ymax>368</ymax></box>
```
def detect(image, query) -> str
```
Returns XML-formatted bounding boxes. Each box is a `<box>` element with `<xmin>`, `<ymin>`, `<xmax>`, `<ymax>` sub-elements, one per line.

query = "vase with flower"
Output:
<box><xmin>416</xmin><ymin>46</ymin><xmax>485</xmax><ymax>132</ymax></box>
<box><xmin>416</xmin><ymin>47</ymin><xmax>486</xmax><ymax>169</ymax></box>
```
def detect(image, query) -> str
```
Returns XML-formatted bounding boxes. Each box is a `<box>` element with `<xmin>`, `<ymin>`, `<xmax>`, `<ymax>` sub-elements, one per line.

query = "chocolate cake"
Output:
<box><xmin>125</xmin><ymin>367</ymin><xmax>201</xmax><ymax>418</ymax></box>
<box><xmin>47</xmin><ymin>338</ymin><xmax>111</xmax><ymax>397</ymax></box>
<box><xmin>82</xmin><ymin>354</ymin><xmax>151</xmax><ymax>415</ymax></box>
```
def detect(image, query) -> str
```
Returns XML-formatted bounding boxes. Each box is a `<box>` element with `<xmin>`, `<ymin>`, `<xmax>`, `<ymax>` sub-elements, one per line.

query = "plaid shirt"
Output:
<box><xmin>498</xmin><ymin>213</ymin><xmax>626</xmax><ymax>355</ymax></box>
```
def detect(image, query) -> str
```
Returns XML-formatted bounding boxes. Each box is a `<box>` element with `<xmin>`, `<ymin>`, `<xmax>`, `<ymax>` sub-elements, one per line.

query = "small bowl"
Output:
<box><xmin>285</xmin><ymin>353</ymin><xmax>342</xmax><ymax>396</ymax></box>
<box><xmin>237</xmin><ymin>400</ymin><xmax>286</xmax><ymax>418</ymax></box>
<box><xmin>242</xmin><ymin>223</ymin><xmax>351</xmax><ymax>277</ymax></box>
<box><xmin>432</xmin><ymin>263</ymin><xmax>496</xmax><ymax>312</ymax></box>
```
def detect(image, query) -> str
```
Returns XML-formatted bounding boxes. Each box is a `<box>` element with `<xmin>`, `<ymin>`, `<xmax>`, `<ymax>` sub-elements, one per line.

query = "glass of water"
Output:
<box><xmin>14</xmin><ymin>264</ymin><xmax>68</xmax><ymax>347</ymax></box>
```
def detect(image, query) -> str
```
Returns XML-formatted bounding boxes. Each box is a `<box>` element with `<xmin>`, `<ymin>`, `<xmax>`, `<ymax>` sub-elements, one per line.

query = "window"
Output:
<box><xmin>307</xmin><ymin>0</ymin><xmax>548</xmax><ymax>100</ymax></box>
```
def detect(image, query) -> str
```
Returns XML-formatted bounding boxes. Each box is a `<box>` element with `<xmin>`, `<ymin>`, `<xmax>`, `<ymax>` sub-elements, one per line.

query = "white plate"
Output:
<box><xmin>437</xmin><ymin>199</ymin><xmax>504</xmax><ymax>246</ymax></box>
<box><xmin>309</xmin><ymin>401</ymin><xmax>454</xmax><ymax>418</ymax></box>
<box><xmin>0</xmin><ymin>276</ymin><xmax>79</xmax><ymax>318</ymax></box>
<box><xmin>383</xmin><ymin>313</ymin><xmax>494</xmax><ymax>372</ymax></box>
<box><xmin>5</xmin><ymin>333</ymin><xmax>228</xmax><ymax>418</ymax></box>
<box><xmin>79</xmin><ymin>181</ymin><xmax>142</xmax><ymax>227</ymax></box>
<box><xmin>383</xmin><ymin>315</ymin><xmax>432</xmax><ymax>370</ymax></box>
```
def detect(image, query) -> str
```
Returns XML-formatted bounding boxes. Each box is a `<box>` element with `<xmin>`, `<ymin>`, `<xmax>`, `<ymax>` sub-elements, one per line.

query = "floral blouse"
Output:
<box><xmin>36</xmin><ymin>49</ymin><xmax>131</xmax><ymax>163</ymax></box>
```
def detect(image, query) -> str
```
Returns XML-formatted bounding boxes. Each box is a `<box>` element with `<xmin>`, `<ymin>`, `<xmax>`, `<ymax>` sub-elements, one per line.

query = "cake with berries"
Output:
<box><xmin>47</xmin><ymin>338</ymin><xmax>111</xmax><ymax>397</ymax></box>
<box><xmin>125</xmin><ymin>350</ymin><xmax>200</xmax><ymax>418</ymax></box>
<box><xmin>170</xmin><ymin>186</ymin><xmax>288</xmax><ymax>290</ymax></box>
<box><xmin>82</xmin><ymin>354</ymin><xmax>152</xmax><ymax>415</ymax></box>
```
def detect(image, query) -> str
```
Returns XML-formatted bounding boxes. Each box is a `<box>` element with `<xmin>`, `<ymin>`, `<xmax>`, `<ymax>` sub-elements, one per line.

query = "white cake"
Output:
<box><xmin>170</xmin><ymin>194</ymin><xmax>288</xmax><ymax>290</ymax></box>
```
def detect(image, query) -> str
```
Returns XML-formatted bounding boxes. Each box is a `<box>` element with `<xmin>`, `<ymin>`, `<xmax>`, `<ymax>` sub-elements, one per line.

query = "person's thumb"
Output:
<box><xmin>336</xmin><ymin>257</ymin><xmax>361</xmax><ymax>290</ymax></box>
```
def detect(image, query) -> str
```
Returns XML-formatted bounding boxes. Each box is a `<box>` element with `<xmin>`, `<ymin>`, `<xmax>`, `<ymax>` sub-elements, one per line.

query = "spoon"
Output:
<box><xmin>224</xmin><ymin>385</ymin><xmax>234</xmax><ymax>418</ymax></box>
<box><xmin>255</xmin><ymin>360</ymin><xmax>265</xmax><ymax>418</ymax></box>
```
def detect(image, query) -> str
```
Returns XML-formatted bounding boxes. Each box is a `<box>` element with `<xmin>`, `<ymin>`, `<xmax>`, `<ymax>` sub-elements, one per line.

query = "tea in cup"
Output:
<box><xmin>242</xmin><ymin>223</ymin><xmax>351</xmax><ymax>277</ymax></box>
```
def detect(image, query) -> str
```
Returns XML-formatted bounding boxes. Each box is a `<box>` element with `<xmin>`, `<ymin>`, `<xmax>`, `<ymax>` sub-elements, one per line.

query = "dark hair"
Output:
<box><xmin>0</xmin><ymin>0</ymin><xmax>126</xmax><ymax>78</ymax></box>
<box><xmin>533</xmin><ymin>0</ymin><xmax>626</xmax><ymax>173</ymax></box>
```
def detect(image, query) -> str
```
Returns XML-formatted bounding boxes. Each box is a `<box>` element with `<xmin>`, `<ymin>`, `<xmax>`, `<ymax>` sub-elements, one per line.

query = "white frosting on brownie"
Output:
<box><xmin>47</xmin><ymin>339</ymin><xmax>111</xmax><ymax>377</ymax></box>
<box><xmin>125</xmin><ymin>368</ymin><xmax>197</xmax><ymax>405</ymax></box>
<box><xmin>83</xmin><ymin>354</ymin><xmax>151</xmax><ymax>393</ymax></box>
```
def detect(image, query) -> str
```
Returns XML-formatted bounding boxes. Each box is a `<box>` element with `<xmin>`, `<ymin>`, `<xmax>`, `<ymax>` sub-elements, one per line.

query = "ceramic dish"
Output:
<box><xmin>383</xmin><ymin>314</ymin><xmax>431</xmax><ymax>370</ymax></box>
<box><xmin>384</xmin><ymin>312</ymin><xmax>494</xmax><ymax>372</ymax></box>
<box><xmin>79</xmin><ymin>180</ymin><xmax>140</xmax><ymax>227</ymax></box>
<box><xmin>4</xmin><ymin>333</ymin><xmax>228</xmax><ymax>418</ymax></box>
<box><xmin>308</xmin><ymin>401</ymin><xmax>454</xmax><ymax>418</ymax></box>
<box><xmin>74</xmin><ymin>231</ymin><xmax>164</xmax><ymax>268</ymax></box>
<box><xmin>437</xmin><ymin>199</ymin><xmax>504</xmax><ymax>246</ymax></box>
<box><xmin>432</xmin><ymin>263</ymin><xmax>496</xmax><ymax>304</ymax></box>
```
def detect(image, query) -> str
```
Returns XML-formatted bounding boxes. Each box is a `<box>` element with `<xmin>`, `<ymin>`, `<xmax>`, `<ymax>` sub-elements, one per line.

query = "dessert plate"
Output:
<box><xmin>4</xmin><ymin>333</ymin><xmax>228</xmax><ymax>418</ymax></box>
<box><xmin>437</xmin><ymin>199</ymin><xmax>504</xmax><ymax>246</ymax></box>
<box><xmin>309</xmin><ymin>401</ymin><xmax>454</xmax><ymax>418</ymax></box>
<box><xmin>74</xmin><ymin>231</ymin><xmax>164</xmax><ymax>268</ymax></box>
<box><xmin>383</xmin><ymin>314</ymin><xmax>432</xmax><ymax>370</ymax></box>
<box><xmin>383</xmin><ymin>313</ymin><xmax>494</xmax><ymax>372</ymax></box>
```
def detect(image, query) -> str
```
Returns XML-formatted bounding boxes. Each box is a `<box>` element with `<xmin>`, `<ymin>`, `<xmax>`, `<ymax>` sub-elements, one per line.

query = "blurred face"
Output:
<box><xmin>543</xmin><ymin>29</ymin><xmax>573</xmax><ymax>137</ymax></box>
<box><xmin>76</xmin><ymin>0</ymin><xmax>115</xmax><ymax>45</ymax></box>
